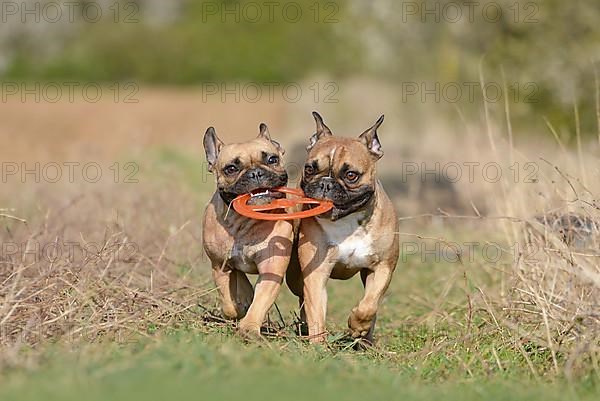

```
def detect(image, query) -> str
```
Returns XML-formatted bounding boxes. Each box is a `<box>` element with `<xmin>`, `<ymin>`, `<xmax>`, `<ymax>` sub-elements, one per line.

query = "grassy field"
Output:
<box><xmin>0</xmin><ymin>87</ymin><xmax>599</xmax><ymax>400</ymax></box>
<box><xmin>1</xmin><ymin>332</ymin><xmax>598</xmax><ymax>401</ymax></box>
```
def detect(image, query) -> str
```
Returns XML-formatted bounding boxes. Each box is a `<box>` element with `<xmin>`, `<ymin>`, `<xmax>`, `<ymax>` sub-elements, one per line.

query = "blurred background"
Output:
<box><xmin>2</xmin><ymin>0</ymin><xmax>599</xmax><ymax>130</ymax></box>
<box><xmin>2</xmin><ymin>0</ymin><xmax>599</xmax><ymax>217</ymax></box>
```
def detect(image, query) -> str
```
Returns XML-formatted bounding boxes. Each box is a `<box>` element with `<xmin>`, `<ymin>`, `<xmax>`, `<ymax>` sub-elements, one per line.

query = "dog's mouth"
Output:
<box><xmin>247</xmin><ymin>188</ymin><xmax>285</xmax><ymax>206</ymax></box>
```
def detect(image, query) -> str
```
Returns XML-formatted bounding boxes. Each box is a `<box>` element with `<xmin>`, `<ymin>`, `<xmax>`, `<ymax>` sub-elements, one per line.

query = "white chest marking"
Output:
<box><xmin>317</xmin><ymin>215</ymin><xmax>377</xmax><ymax>268</ymax></box>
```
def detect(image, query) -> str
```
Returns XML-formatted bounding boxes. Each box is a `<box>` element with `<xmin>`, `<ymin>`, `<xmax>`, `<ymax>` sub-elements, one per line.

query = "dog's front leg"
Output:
<box><xmin>238</xmin><ymin>256</ymin><xmax>289</xmax><ymax>337</ymax></box>
<box><xmin>298</xmin><ymin>238</ymin><xmax>332</xmax><ymax>344</ymax></box>
<box><xmin>302</xmin><ymin>268</ymin><xmax>330</xmax><ymax>343</ymax></box>
<box><xmin>348</xmin><ymin>264</ymin><xmax>394</xmax><ymax>342</ymax></box>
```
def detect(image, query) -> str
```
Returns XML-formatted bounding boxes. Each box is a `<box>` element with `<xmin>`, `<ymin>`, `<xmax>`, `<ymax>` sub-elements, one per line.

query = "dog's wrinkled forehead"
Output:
<box><xmin>217</xmin><ymin>138</ymin><xmax>281</xmax><ymax>167</ymax></box>
<box><xmin>309</xmin><ymin>137</ymin><xmax>373</xmax><ymax>172</ymax></box>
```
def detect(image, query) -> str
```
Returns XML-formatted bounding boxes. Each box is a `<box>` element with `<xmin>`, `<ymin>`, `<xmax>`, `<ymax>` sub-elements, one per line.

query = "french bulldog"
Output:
<box><xmin>202</xmin><ymin>124</ymin><xmax>293</xmax><ymax>337</ymax></box>
<box><xmin>286</xmin><ymin>112</ymin><xmax>399</xmax><ymax>344</ymax></box>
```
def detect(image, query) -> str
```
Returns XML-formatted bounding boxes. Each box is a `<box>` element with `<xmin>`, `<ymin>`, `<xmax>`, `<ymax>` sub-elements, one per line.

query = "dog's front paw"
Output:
<box><xmin>348</xmin><ymin>307</ymin><xmax>374</xmax><ymax>339</ymax></box>
<box><xmin>237</xmin><ymin>319</ymin><xmax>262</xmax><ymax>340</ymax></box>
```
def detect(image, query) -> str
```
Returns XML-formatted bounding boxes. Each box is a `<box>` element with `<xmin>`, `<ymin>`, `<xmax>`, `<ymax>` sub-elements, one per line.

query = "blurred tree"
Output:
<box><xmin>2</xmin><ymin>0</ymin><xmax>360</xmax><ymax>83</ymax></box>
<box><xmin>3</xmin><ymin>0</ymin><xmax>600</xmax><ymax>139</ymax></box>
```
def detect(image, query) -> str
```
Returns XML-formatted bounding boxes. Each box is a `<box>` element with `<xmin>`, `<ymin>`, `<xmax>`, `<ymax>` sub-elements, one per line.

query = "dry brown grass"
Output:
<box><xmin>505</xmin><ymin>189</ymin><xmax>600</xmax><ymax>377</ymax></box>
<box><xmin>472</xmin><ymin>73</ymin><xmax>600</xmax><ymax>378</ymax></box>
<box><xmin>0</xmin><ymin>181</ymin><xmax>218</xmax><ymax>369</ymax></box>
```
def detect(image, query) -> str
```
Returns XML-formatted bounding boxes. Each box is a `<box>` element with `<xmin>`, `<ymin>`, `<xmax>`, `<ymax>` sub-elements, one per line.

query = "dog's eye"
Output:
<box><xmin>344</xmin><ymin>171</ymin><xmax>360</xmax><ymax>183</ymax></box>
<box><xmin>267</xmin><ymin>155</ymin><xmax>279</xmax><ymax>165</ymax></box>
<box><xmin>223</xmin><ymin>165</ymin><xmax>239</xmax><ymax>175</ymax></box>
<box><xmin>304</xmin><ymin>165</ymin><xmax>315</xmax><ymax>176</ymax></box>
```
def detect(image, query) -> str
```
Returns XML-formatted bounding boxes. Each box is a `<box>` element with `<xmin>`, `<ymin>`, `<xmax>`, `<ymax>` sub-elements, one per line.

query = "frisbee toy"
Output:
<box><xmin>232</xmin><ymin>187</ymin><xmax>333</xmax><ymax>221</ymax></box>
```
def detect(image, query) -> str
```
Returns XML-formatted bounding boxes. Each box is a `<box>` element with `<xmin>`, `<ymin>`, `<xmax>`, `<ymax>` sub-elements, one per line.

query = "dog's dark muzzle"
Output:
<box><xmin>302</xmin><ymin>177</ymin><xmax>375</xmax><ymax>221</ymax></box>
<box><xmin>302</xmin><ymin>177</ymin><xmax>346</xmax><ymax>204</ymax></box>
<box><xmin>220</xmin><ymin>167</ymin><xmax>288</xmax><ymax>204</ymax></box>
<box><xmin>236</xmin><ymin>168</ymin><xmax>288</xmax><ymax>192</ymax></box>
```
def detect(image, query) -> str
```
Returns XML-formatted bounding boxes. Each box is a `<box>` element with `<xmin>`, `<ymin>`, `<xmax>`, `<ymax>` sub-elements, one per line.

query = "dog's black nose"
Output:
<box><xmin>248</xmin><ymin>169</ymin><xmax>265</xmax><ymax>181</ymax></box>
<box><xmin>319</xmin><ymin>177</ymin><xmax>335</xmax><ymax>194</ymax></box>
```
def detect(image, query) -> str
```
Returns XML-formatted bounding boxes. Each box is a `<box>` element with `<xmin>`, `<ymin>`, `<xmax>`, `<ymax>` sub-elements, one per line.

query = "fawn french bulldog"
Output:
<box><xmin>286</xmin><ymin>112</ymin><xmax>399</xmax><ymax>343</ymax></box>
<box><xmin>202</xmin><ymin>124</ymin><xmax>293</xmax><ymax>337</ymax></box>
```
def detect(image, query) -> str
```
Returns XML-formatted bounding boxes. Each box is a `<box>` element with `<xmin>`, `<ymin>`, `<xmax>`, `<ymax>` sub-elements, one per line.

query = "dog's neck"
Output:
<box><xmin>214</xmin><ymin>192</ymin><xmax>271</xmax><ymax>232</ymax></box>
<box><xmin>213</xmin><ymin>192</ymin><xmax>243</xmax><ymax>224</ymax></box>
<box><xmin>358</xmin><ymin>190</ymin><xmax>377</xmax><ymax>224</ymax></box>
<box><xmin>351</xmin><ymin>188</ymin><xmax>377</xmax><ymax>225</ymax></box>
<box><xmin>218</xmin><ymin>190</ymin><xmax>237</xmax><ymax>205</ymax></box>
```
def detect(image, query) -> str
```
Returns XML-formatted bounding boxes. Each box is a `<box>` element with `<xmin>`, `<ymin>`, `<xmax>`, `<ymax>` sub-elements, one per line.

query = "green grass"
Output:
<box><xmin>1</xmin><ymin>333</ymin><xmax>597</xmax><ymax>401</ymax></box>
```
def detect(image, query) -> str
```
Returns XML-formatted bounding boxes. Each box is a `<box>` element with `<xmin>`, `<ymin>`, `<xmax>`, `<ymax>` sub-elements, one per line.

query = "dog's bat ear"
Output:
<box><xmin>258</xmin><ymin>123</ymin><xmax>271</xmax><ymax>140</ymax></box>
<box><xmin>258</xmin><ymin>123</ymin><xmax>285</xmax><ymax>155</ymax></box>
<box><xmin>358</xmin><ymin>115</ymin><xmax>385</xmax><ymax>160</ymax></box>
<box><xmin>307</xmin><ymin>111</ymin><xmax>333</xmax><ymax>151</ymax></box>
<box><xmin>204</xmin><ymin>127</ymin><xmax>224</xmax><ymax>172</ymax></box>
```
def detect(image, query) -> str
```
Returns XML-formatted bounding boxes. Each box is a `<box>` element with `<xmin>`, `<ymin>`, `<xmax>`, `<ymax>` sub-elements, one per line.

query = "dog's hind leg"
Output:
<box><xmin>233</xmin><ymin>270</ymin><xmax>255</xmax><ymax>317</ymax></box>
<box><xmin>212</xmin><ymin>265</ymin><xmax>254</xmax><ymax>320</ymax></box>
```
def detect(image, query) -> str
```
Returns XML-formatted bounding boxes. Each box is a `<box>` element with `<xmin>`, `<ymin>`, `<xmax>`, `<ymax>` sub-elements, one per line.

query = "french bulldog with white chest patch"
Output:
<box><xmin>286</xmin><ymin>112</ymin><xmax>399</xmax><ymax>344</ymax></box>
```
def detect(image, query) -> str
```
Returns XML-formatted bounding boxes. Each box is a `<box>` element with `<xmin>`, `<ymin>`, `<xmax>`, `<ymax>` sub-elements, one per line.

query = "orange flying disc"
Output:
<box><xmin>232</xmin><ymin>187</ymin><xmax>333</xmax><ymax>221</ymax></box>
